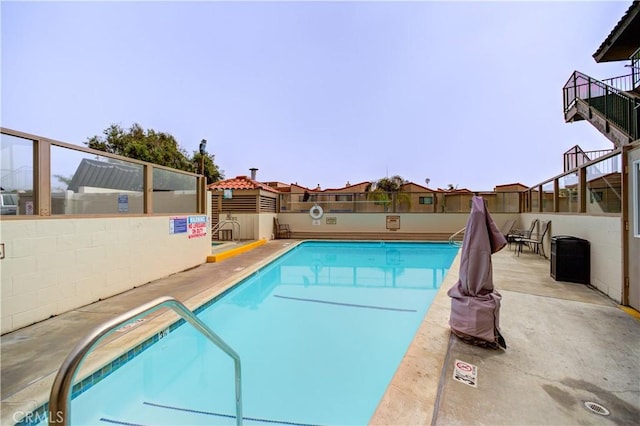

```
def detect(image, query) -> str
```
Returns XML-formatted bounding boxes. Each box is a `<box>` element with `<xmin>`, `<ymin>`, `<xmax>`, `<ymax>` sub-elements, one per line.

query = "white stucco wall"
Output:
<box><xmin>259</xmin><ymin>214</ymin><xmax>278</xmax><ymax>240</ymax></box>
<box><xmin>217</xmin><ymin>213</ymin><xmax>278</xmax><ymax>241</ymax></box>
<box><xmin>0</xmin><ymin>214</ymin><xmax>212</xmax><ymax>334</ymax></box>
<box><xmin>278</xmin><ymin>212</ymin><xmax>519</xmax><ymax>236</ymax></box>
<box><xmin>520</xmin><ymin>213</ymin><xmax>623</xmax><ymax>302</ymax></box>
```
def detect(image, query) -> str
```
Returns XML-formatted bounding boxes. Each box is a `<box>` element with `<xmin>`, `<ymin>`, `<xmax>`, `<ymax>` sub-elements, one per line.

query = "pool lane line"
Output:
<box><xmin>273</xmin><ymin>294</ymin><xmax>417</xmax><ymax>312</ymax></box>
<box><xmin>100</xmin><ymin>419</ymin><xmax>145</xmax><ymax>426</ymax></box>
<box><xmin>142</xmin><ymin>401</ymin><xmax>324</xmax><ymax>426</ymax></box>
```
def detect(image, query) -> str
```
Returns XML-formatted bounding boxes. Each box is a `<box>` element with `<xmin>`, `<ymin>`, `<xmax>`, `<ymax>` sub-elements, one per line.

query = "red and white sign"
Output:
<box><xmin>456</xmin><ymin>360</ymin><xmax>473</xmax><ymax>372</ymax></box>
<box><xmin>188</xmin><ymin>215</ymin><xmax>208</xmax><ymax>239</ymax></box>
<box><xmin>453</xmin><ymin>359</ymin><xmax>478</xmax><ymax>387</ymax></box>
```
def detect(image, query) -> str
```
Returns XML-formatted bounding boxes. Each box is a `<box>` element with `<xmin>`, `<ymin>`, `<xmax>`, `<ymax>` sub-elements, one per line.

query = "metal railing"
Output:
<box><xmin>448</xmin><ymin>227</ymin><xmax>465</xmax><ymax>247</ymax></box>
<box><xmin>631</xmin><ymin>47</ymin><xmax>640</xmax><ymax>88</ymax></box>
<box><xmin>48</xmin><ymin>296</ymin><xmax>243</xmax><ymax>426</ymax></box>
<box><xmin>602</xmin><ymin>73</ymin><xmax>637</xmax><ymax>92</ymax></box>
<box><xmin>563</xmin><ymin>71</ymin><xmax>639</xmax><ymax>141</ymax></box>
<box><xmin>212</xmin><ymin>219</ymin><xmax>240</xmax><ymax>241</ymax></box>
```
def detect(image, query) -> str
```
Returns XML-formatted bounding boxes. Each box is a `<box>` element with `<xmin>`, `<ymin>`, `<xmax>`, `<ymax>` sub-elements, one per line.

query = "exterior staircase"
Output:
<box><xmin>563</xmin><ymin>71</ymin><xmax>639</xmax><ymax>147</ymax></box>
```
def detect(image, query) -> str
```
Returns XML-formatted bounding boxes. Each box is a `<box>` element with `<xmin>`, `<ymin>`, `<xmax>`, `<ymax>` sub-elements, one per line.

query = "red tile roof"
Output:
<box><xmin>329</xmin><ymin>181</ymin><xmax>372</xmax><ymax>191</ymax></box>
<box><xmin>207</xmin><ymin>176</ymin><xmax>280</xmax><ymax>193</ymax></box>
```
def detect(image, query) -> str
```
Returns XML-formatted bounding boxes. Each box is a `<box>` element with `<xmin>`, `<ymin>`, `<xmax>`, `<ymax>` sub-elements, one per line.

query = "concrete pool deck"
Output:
<box><xmin>1</xmin><ymin>240</ymin><xmax>639</xmax><ymax>425</ymax></box>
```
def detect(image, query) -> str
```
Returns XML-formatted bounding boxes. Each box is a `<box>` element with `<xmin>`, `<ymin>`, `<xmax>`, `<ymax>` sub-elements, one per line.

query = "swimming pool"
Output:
<box><xmin>46</xmin><ymin>241</ymin><xmax>457</xmax><ymax>425</ymax></box>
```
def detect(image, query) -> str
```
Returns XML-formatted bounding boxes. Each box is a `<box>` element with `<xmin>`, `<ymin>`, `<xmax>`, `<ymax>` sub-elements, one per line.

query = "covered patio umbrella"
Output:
<box><xmin>447</xmin><ymin>196</ymin><xmax>507</xmax><ymax>349</ymax></box>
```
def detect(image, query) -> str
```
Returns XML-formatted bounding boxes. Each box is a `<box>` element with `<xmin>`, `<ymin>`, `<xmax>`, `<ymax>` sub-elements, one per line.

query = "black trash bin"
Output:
<box><xmin>550</xmin><ymin>236</ymin><xmax>590</xmax><ymax>284</ymax></box>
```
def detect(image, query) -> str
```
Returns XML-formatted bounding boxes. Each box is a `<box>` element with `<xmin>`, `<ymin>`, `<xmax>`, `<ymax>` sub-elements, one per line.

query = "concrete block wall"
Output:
<box><xmin>0</xmin><ymin>216</ymin><xmax>211</xmax><ymax>334</ymax></box>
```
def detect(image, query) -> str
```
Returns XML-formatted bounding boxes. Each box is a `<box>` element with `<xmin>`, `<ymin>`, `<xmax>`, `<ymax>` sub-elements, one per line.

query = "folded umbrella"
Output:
<box><xmin>447</xmin><ymin>196</ymin><xmax>507</xmax><ymax>349</ymax></box>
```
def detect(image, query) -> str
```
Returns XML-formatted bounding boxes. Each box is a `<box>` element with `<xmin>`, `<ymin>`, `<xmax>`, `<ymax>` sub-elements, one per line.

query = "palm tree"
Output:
<box><xmin>368</xmin><ymin>175</ymin><xmax>410</xmax><ymax>212</ymax></box>
<box><xmin>372</xmin><ymin>175</ymin><xmax>405</xmax><ymax>192</ymax></box>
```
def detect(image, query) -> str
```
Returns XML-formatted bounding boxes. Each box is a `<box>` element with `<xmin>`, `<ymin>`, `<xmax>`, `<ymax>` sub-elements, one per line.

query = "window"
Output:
<box><xmin>419</xmin><ymin>196</ymin><xmax>433</xmax><ymax>205</ymax></box>
<box><xmin>335</xmin><ymin>194</ymin><xmax>353</xmax><ymax>202</ymax></box>
<box><xmin>0</xmin><ymin>193</ymin><xmax>18</xmax><ymax>215</ymax></box>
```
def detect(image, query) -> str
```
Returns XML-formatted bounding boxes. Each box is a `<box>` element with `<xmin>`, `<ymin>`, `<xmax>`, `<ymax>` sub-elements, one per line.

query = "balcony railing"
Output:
<box><xmin>563</xmin><ymin>71</ymin><xmax>639</xmax><ymax>141</ymax></box>
<box><xmin>525</xmin><ymin>148</ymin><xmax>623</xmax><ymax>214</ymax></box>
<box><xmin>631</xmin><ymin>47</ymin><xmax>640</xmax><ymax>88</ymax></box>
<box><xmin>563</xmin><ymin>145</ymin><xmax>614</xmax><ymax>172</ymax></box>
<box><xmin>602</xmin><ymin>73</ymin><xmax>637</xmax><ymax>92</ymax></box>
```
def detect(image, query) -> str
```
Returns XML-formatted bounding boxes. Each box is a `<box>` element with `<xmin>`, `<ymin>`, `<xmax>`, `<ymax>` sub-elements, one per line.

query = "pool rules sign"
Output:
<box><xmin>187</xmin><ymin>215</ymin><xmax>208</xmax><ymax>239</ymax></box>
<box><xmin>453</xmin><ymin>359</ymin><xmax>478</xmax><ymax>387</ymax></box>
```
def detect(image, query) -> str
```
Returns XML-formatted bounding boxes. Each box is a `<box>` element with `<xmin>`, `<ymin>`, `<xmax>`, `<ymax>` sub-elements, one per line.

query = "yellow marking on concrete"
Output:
<box><xmin>207</xmin><ymin>239</ymin><xmax>267</xmax><ymax>263</ymax></box>
<box><xmin>619</xmin><ymin>305</ymin><xmax>640</xmax><ymax>320</ymax></box>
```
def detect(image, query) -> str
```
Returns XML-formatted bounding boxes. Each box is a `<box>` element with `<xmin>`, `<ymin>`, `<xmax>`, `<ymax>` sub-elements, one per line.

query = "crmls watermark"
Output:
<box><xmin>12</xmin><ymin>409</ymin><xmax>64</xmax><ymax>424</ymax></box>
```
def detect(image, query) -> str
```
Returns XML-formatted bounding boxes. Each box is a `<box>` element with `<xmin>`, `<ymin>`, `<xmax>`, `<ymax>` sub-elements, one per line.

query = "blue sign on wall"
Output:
<box><xmin>118</xmin><ymin>194</ymin><xmax>129</xmax><ymax>213</ymax></box>
<box><xmin>170</xmin><ymin>217</ymin><xmax>188</xmax><ymax>234</ymax></box>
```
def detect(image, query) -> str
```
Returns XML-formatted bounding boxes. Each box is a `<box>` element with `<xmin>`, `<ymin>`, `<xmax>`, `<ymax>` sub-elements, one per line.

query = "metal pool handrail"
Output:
<box><xmin>48</xmin><ymin>296</ymin><xmax>243</xmax><ymax>426</ymax></box>
<box><xmin>212</xmin><ymin>219</ymin><xmax>241</xmax><ymax>241</ymax></box>
<box><xmin>448</xmin><ymin>227</ymin><xmax>465</xmax><ymax>247</ymax></box>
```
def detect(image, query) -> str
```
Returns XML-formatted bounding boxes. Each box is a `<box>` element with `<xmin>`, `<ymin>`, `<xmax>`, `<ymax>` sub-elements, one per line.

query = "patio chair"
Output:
<box><xmin>499</xmin><ymin>219</ymin><xmax>517</xmax><ymax>238</ymax></box>
<box><xmin>515</xmin><ymin>220</ymin><xmax>551</xmax><ymax>258</ymax></box>
<box><xmin>507</xmin><ymin>219</ymin><xmax>538</xmax><ymax>249</ymax></box>
<box><xmin>273</xmin><ymin>217</ymin><xmax>291</xmax><ymax>239</ymax></box>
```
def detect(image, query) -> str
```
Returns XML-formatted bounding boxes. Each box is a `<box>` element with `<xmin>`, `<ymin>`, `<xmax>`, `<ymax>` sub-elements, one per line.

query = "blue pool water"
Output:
<box><xmin>65</xmin><ymin>241</ymin><xmax>457</xmax><ymax>425</ymax></box>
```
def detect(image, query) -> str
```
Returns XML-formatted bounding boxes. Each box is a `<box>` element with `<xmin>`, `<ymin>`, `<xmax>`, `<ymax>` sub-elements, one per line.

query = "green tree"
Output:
<box><xmin>191</xmin><ymin>151</ymin><xmax>223</xmax><ymax>184</ymax></box>
<box><xmin>368</xmin><ymin>175</ymin><xmax>411</xmax><ymax>212</ymax></box>
<box><xmin>86</xmin><ymin>123</ymin><xmax>223</xmax><ymax>184</ymax></box>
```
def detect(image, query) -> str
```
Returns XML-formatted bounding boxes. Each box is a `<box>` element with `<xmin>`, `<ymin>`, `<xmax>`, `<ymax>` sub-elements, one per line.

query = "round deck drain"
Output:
<box><xmin>584</xmin><ymin>401</ymin><xmax>610</xmax><ymax>416</ymax></box>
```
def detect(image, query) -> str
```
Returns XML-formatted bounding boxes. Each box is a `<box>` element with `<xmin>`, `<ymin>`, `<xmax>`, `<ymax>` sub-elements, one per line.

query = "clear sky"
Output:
<box><xmin>1</xmin><ymin>0</ymin><xmax>632</xmax><ymax>191</ymax></box>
